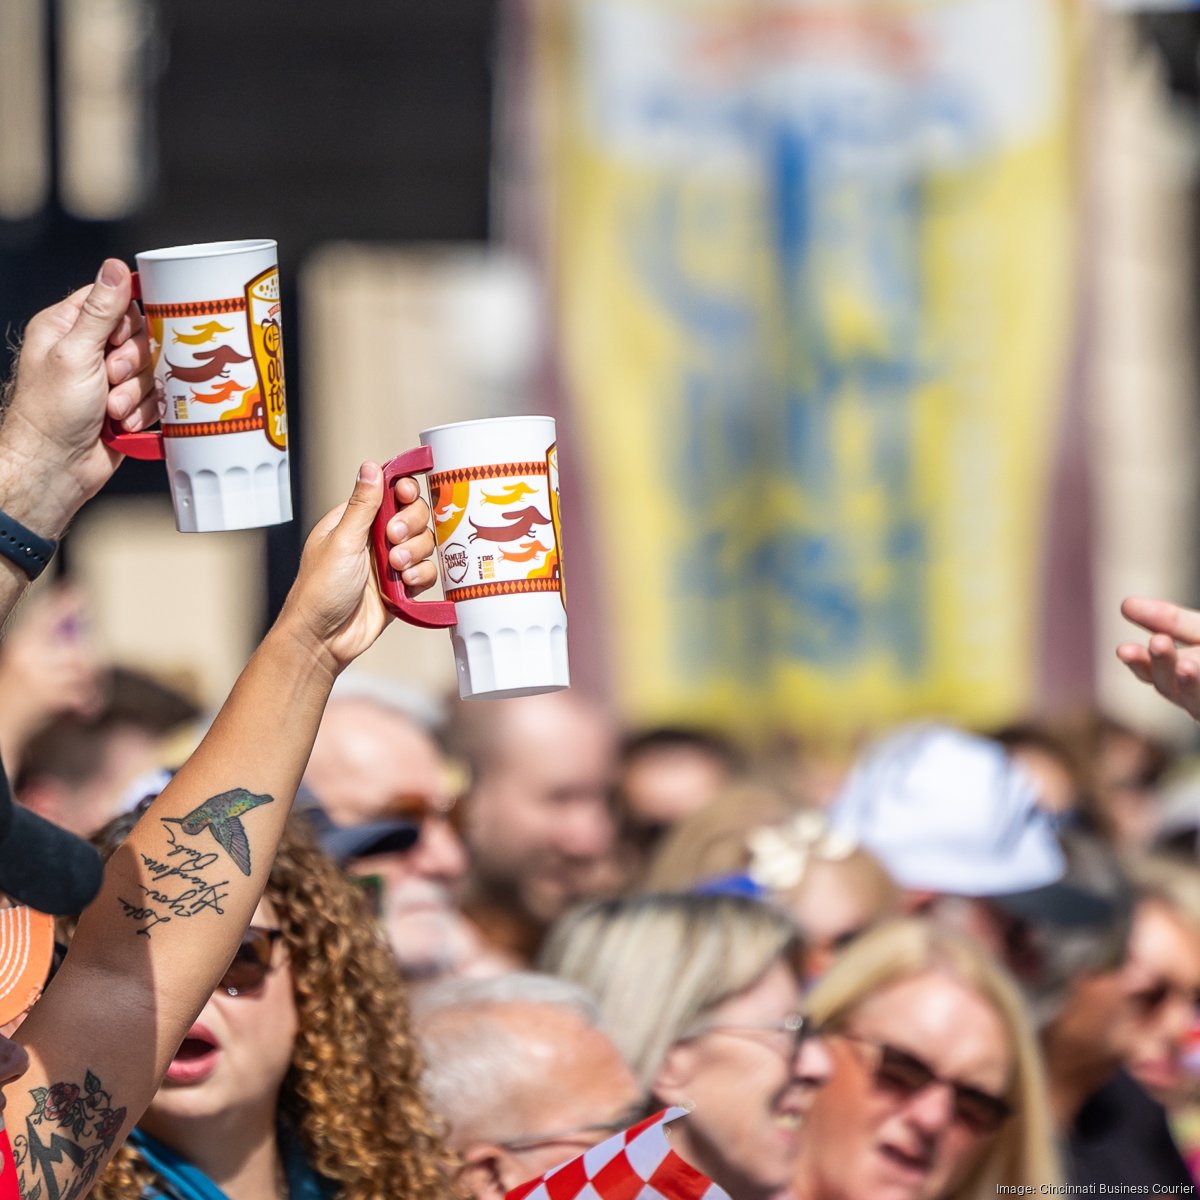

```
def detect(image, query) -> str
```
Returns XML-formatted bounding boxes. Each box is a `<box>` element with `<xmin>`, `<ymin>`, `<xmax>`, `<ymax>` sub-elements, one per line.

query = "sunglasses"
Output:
<box><xmin>387</xmin><ymin>791</ymin><xmax>462</xmax><ymax>830</ymax></box>
<box><xmin>838</xmin><ymin>1032</ymin><xmax>1012</xmax><ymax>1135</ymax></box>
<box><xmin>217</xmin><ymin>926</ymin><xmax>283</xmax><ymax>997</ymax></box>
<box><xmin>1128</xmin><ymin>978</ymin><xmax>1200</xmax><ymax>1019</ymax></box>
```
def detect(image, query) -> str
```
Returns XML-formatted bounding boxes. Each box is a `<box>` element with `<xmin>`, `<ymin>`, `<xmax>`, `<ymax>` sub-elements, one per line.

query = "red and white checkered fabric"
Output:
<box><xmin>505</xmin><ymin>1107</ymin><xmax>730</xmax><ymax>1200</ymax></box>
<box><xmin>0</xmin><ymin>1129</ymin><xmax>19</xmax><ymax>1200</ymax></box>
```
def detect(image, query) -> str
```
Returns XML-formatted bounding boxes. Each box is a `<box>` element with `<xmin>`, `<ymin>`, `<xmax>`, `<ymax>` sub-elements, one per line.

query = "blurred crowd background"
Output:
<box><xmin>9</xmin><ymin>0</ymin><xmax>1200</xmax><ymax>1196</ymax></box>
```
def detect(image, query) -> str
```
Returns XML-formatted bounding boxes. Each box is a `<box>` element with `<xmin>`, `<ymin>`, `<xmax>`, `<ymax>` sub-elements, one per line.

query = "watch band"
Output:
<box><xmin>0</xmin><ymin>511</ymin><xmax>57</xmax><ymax>580</ymax></box>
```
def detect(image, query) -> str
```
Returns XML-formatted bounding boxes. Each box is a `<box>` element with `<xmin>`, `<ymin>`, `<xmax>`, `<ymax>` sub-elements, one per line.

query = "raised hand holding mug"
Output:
<box><xmin>103</xmin><ymin>239</ymin><xmax>292</xmax><ymax>533</ymax></box>
<box><xmin>371</xmin><ymin>416</ymin><xmax>569</xmax><ymax>700</ymax></box>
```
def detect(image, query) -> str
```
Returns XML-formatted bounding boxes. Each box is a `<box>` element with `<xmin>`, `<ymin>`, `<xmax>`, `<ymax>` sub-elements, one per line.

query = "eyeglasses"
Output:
<box><xmin>837</xmin><ymin>1032</ymin><xmax>1012</xmax><ymax>1135</ymax></box>
<box><xmin>496</xmin><ymin>1102</ymin><xmax>649</xmax><ymax>1155</ymax></box>
<box><xmin>217</xmin><ymin>926</ymin><xmax>283</xmax><ymax>997</ymax></box>
<box><xmin>686</xmin><ymin>1011</ymin><xmax>815</xmax><ymax>1062</ymax></box>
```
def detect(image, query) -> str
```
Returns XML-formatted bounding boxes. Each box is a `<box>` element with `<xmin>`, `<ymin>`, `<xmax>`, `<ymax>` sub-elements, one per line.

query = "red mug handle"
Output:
<box><xmin>370</xmin><ymin>447</ymin><xmax>457</xmax><ymax>629</ymax></box>
<box><xmin>101</xmin><ymin>269</ymin><xmax>166</xmax><ymax>461</ymax></box>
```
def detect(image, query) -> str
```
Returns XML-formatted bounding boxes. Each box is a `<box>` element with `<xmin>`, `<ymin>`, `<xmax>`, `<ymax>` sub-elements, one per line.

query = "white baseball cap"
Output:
<box><xmin>830</xmin><ymin>723</ymin><xmax>1110</xmax><ymax>923</ymax></box>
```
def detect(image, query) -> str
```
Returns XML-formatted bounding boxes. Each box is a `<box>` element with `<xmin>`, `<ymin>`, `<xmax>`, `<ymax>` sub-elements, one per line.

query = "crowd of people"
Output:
<box><xmin>0</xmin><ymin>261</ymin><xmax>1199</xmax><ymax>1200</ymax></box>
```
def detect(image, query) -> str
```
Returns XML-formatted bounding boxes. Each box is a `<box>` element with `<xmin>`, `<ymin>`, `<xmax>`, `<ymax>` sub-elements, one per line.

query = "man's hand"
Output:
<box><xmin>0</xmin><ymin>259</ymin><xmax>157</xmax><ymax>536</ymax></box>
<box><xmin>1116</xmin><ymin>596</ymin><xmax>1200</xmax><ymax>721</ymax></box>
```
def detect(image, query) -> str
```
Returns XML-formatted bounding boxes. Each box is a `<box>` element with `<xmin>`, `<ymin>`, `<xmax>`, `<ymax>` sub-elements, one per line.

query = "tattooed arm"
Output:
<box><xmin>6</xmin><ymin>464</ymin><xmax>436</xmax><ymax>1200</ymax></box>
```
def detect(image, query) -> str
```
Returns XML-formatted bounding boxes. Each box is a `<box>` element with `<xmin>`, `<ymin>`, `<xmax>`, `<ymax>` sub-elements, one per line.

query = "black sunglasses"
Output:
<box><xmin>1128</xmin><ymin>978</ymin><xmax>1200</xmax><ymax>1019</ymax></box>
<box><xmin>217</xmin><ymin>926</ymin><xmax>283</xmax><ymax>997</ymax></box>
<box><xmin>387</xmin><ymin>791</ymin><xmax>462</xmax><ymax>830</ymax></box>
<box><xmin>838</xmin><ymin>1032</ymin><xmax>1012</xmax><ymax>1135</ymax></box>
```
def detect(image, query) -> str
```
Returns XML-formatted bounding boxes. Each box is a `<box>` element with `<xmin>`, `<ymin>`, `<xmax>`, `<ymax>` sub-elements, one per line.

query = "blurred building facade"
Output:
<box><xmin>2</xmin><ymin>0</ymin><xmax>1200</xmax><ymax>746</ymax></box>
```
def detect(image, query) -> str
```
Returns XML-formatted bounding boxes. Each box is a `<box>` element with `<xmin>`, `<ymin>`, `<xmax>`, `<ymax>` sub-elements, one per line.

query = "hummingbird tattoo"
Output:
<box><xmin>165</xmin><ymin>788</ymin><xmax>274</xmax><ymax>876</ymax></box>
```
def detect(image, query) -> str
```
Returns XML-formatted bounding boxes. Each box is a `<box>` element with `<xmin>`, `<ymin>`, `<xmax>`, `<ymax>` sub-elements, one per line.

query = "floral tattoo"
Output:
<box><xmin>13</xmin><ymin>1070</ymin><xmax>127</xmax><ymax>1200</ymax></box>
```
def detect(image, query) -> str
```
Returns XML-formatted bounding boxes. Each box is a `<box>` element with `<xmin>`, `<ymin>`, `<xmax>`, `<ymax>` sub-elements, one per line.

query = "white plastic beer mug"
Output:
<box><xmin>103</xmin><ymin>239</ymin><xmax>292</xmax><ymax>533</ymax></box>
<box><xmin>370</xmin><ymin>415</ymin><xmax>569</xmax><ymax>700</ymax></box>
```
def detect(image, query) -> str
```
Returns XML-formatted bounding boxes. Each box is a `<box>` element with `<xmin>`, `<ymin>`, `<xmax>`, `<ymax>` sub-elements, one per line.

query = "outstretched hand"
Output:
<box><xmin>278</xmin><ymin>463</ymin><xmax>437</xmax><ymax>675</ymax></box>
<box><xmin>1116</xmin><ymin>597</ymin><xmax>1200</xmax><ymax>721</ymax></box>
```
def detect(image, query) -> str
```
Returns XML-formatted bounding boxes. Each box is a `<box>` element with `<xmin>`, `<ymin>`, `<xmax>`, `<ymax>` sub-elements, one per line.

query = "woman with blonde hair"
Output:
<box><xmin>1120</xmin><ymin>852</ymin><xmax>1200</xmax><ymax>1107</ymax></box>
<box><xmin>1115</xmin><ymin>853</ymin><xmax>1200</xmax><ymax>1182</ymax></box>
<box><xmin>795</xmin><ymin>918</ymin><xmax>1058</xmax><ymax>1200</ymax></box>
<box><xmin>87</xmin><ymin>811</ymin><xmax>452</xmax><ymax>1200</ymax></box>
<box><xmin>540</xmin><ymin>892</ymin><xmax>832</xmax><ymax>1200</ymax></box>
<box><xmin>644</xmin><ymin>782</ymin><xmax>900</xmax><ymax>980</ymax></box>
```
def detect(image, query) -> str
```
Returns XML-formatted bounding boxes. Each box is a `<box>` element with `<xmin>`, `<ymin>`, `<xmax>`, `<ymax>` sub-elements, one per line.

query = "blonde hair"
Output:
<box><xmin>539</xmin><ymin>892</ymin><xmax>800</xmax><ymax>1089</ymax></box>
<box><xmin>805</xmin><ymin>918</ymin><xmax>1059</xmax><ymax>1198</ymax></box>
<box><xmin>1124</xmin><ymin>852</ymin><xmax>1200</xmax><ymax>936</ymax></box>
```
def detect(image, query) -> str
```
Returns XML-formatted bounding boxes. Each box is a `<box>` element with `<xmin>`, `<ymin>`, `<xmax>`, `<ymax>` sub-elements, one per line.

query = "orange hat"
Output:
<box><xmin>0</xmin><ymin>906</ymin><xmax>54</xmax><ymax>1026</ymax></box>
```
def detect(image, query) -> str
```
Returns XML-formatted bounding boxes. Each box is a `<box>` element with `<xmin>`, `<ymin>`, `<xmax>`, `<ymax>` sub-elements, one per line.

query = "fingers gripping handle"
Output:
<box><xmin>371</xmin><ymin>448</ymin><xmax>457</xmax><ymax>629</ymax></box>
<box><xmin>102</xmin><ymin>422</ymin><xmax>165</xmax><ymax>460</ymax></box>
<box><xmin>101</xmin><ymin>270</ymin><xmax>166</xmax><ymax>460</ymax></box>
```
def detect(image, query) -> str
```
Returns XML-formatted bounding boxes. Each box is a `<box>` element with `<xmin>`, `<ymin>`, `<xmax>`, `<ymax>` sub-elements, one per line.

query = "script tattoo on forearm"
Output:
<box><xmin>13</xmin><ymin>1070</ymin><xmax>127</xmax><ymax>1200</ymax></box>
<box><xmin>117</xmin><ymin>826</ymin><xmax>231</xmax><ymax>936</ymax></box>
<box><xmin>116</xmin><ymin>787</ymin><xmax>274</xmax><ymax>937</ymax></box>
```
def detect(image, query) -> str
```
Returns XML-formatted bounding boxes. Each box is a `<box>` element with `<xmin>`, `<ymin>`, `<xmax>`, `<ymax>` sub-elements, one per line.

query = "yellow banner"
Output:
<box><xmin>543</xmin><ymin>0</ymin><xmax>1077</xmax><ymax>736</ymax></box>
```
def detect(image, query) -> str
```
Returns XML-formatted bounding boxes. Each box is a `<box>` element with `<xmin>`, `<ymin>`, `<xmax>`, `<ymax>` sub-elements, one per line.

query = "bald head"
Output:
<box><xmin>450</xmin><ymin>691</ymin><xmax>614</xmax><ymax>777</ymax></box>
<box><xmin>451</xmin><ymin>692</ymin><xmax>619</xmax><ymax>926</ymax></box>
<box><xmin>306</xmin><ymin>696</ymin><xmax>447</xmax><ymax>827</ymax></box>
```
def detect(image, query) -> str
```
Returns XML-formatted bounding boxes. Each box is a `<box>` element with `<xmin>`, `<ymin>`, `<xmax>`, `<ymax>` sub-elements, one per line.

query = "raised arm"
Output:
<box><xmin>0</xmin><ymin>260</ymin><xmax>158</xmax><ymax>627</ymax></box>
<box><xmin>8</xmin><ymin>463</ymin><xmax>436</xmax><ymax>1200</ymax></box>
<box><xmin>1116</xmin><ymin>596</ymin><xmax>1200</xmax><ymax>721</ymax></box>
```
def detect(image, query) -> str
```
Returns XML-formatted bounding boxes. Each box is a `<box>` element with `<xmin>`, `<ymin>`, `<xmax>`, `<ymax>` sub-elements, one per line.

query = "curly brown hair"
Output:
<box><xmin>87</xmin><ymin>815</ymin><xmax>455</xmax><ymax>1199</ymax></box>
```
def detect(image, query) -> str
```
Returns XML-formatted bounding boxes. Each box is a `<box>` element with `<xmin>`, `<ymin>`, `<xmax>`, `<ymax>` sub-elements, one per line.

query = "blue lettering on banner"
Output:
<box><xmin>629</xmin><ymin>97</ymin><xmax>950</xmax><ymax>686</ymax></box>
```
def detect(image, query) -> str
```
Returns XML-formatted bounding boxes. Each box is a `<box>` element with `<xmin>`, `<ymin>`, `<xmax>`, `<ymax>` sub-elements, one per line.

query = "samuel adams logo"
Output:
<box><xmin>245</xmin><ymin>267</ymin><xmax>287</xmax><ymax>450</ymax></box>
<box><xmin>442</xmin><ymin>542</ymin><xmax>470</xmax><ymax>584</ymax></box>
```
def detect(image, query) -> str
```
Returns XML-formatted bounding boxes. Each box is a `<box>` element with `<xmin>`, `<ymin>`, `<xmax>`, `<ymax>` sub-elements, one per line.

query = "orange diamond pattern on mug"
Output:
<box><xmin>145</xmin><ymin>297</ymin><xmax>247</xmax><ymax>319</ymax></box>
<box><xmin>163</xmin><ymin>416</ymin><xmax>265</xmax><ymax>438</ymax></box>
<box><xmin>430</xmin><ymin>461</ymin><xmax>548</xmax><ymax>486</ymax></box>
<box><xmin>444</xmin><ymin>578</ymin><xmax>562</xmax><ymax>603</ymax></box>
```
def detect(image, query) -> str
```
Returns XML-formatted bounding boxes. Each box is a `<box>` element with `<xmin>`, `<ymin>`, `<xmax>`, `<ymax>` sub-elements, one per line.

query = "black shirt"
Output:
<box><xmin>1067</xmin><ymin>1069</ymin><xmax>1196</xmax><ymax>1192</ymax></box>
